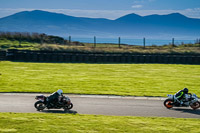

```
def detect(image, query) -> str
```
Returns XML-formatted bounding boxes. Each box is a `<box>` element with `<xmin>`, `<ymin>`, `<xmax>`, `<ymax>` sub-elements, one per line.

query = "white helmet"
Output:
<box><xmin>57</xmin><ymin>89</ymin><xmax>63</xmax><ymax>95</ymax></box>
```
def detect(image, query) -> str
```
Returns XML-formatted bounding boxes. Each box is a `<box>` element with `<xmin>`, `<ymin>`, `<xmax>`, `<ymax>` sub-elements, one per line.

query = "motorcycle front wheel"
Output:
<box><xmin>34</xmin><ymin>101</ymin><xmax>46</xmax><ymax>111</ymax></box>
<box><xmin>164</xmin><ymin>99</ymin><xmax>174</xmax><ymax>109</ymax></box>
<box><xmin>64</xmin><ymin>103</ymin><xmax>73</xmax><ymax>111</ymax></box>
<box><xmin>190</xmin><ymin>101</ymin><xmax>200</xmax><ymax>110</ymax></box>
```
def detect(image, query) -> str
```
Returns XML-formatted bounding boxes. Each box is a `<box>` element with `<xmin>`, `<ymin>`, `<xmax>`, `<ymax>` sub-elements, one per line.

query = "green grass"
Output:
<box><xmin>0</xmin><ymin>39</ymin><xmax>40</xmax><ymax>50</ymax></box>
<box><xmin>0</xmin><ymin>61</ymin><xmax>200</xmax><ymax>97</ymax></box>
<box><xmin>0</xmin><ymin>113</ymin><xmax>200</xmax><ymax>133</ymax></box>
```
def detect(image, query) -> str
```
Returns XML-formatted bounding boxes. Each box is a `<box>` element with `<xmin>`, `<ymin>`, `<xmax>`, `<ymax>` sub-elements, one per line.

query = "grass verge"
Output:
<box><xmin>0</xmin><ymin>61</ymin><xmax>200</xmax><ymax>97</ymax></box>
<box><xmin>0</xmin><ymin>113</ymin><xmax>200</xmax><ymax>133</ymax></box>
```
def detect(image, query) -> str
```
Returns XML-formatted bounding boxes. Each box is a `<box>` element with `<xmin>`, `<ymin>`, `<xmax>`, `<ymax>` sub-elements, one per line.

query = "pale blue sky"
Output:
<box><xmin>0</xmin><ymin>0</ymin><xmax>200</xmax><ymax>19</ymax></box>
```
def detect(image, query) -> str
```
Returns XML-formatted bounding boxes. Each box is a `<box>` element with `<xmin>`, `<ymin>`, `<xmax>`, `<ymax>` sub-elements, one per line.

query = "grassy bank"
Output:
<box><xmin>1</xmin><ymin>38</ymin><xmax>200</xmax><ymax>54</ymax></box>
<box><xmin>0</xmin><ymin>113</ymin><xmax>200</xmax><ymax>133</ymax></box>
<box><xmin>0</xmin><ymin>39</ymin><xmax>40</xmax><ymax>50</ymax></box>
<box><xmin>0</xmin><ymin>61</ymin><xmax>200</xmax><ymax>97</ymax></box>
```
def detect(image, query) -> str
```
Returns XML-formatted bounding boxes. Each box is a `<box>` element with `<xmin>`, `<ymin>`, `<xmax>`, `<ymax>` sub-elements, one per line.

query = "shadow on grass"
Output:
<box><xmin>41</xmin><ymin>109</ymin><xmax>77</xmax><ymax>114</ymax></box>
<box><xmin>173</xmin><ymin>108</ymin><xmax>200</xmax><ymax>116</ymax></box>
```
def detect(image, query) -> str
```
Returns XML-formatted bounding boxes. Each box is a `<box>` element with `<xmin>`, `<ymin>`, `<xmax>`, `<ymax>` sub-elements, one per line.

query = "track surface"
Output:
<box><xmin>0</xmin><ymin>93</ymin><xmax>199</xmax><ymax>118</ymax></box>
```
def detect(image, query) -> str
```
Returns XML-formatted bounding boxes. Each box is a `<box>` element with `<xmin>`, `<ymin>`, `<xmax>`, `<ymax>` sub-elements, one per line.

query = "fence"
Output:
<box><xmin>70</xmin><ymin>37</ymin><xmax>199</xmax><ymax>47</ymax></box>
<box><xmin>5</xmin><ymin>49</ymin><xmax>200</xmax><ymax>64</ymax></box>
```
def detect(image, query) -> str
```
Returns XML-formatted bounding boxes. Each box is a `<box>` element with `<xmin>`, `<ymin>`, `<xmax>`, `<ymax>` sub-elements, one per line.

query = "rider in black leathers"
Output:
<box><xmin>47</xmin><ymin>89</ymin><xmax>63</xmax><ymax>108</ymax></box>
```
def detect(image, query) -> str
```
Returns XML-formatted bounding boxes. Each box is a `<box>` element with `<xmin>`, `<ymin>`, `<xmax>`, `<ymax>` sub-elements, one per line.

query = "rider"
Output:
<box><xmin>47</xmin><ymin>89</ymin><xmax>63</xmax><ymax>108</ymax></box>
<box><xmin>174</xmin><ymin>88</ymin><xmax>189</xmax><ymax>105</ymax></box>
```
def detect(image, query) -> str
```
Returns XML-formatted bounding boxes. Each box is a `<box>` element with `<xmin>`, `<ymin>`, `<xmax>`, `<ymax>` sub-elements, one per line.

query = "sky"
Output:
<box><xmin>0</xmin><ymin>0</ymin><xmax>200</xmax><ymax>19</ymax></box>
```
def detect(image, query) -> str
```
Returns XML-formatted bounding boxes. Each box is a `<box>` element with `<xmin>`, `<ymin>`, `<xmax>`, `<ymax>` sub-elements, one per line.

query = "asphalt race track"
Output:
<box><xmin>0</xmin><ymin>93</ymin><xmax>199</xmax><ymax>118</ymax></box>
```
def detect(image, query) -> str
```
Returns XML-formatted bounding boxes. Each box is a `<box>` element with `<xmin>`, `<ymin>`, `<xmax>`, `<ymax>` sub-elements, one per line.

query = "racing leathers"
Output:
<box><xmin>174</xmin><ymin>88</ymin><xmax>188</xmax><ymax>105</ymax></box>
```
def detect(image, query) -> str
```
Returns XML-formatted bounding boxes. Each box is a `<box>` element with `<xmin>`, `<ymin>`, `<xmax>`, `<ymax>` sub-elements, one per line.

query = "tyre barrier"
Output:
<box><xmin>5</xmin><ymin>49</ymin><xmax>200</xmax><ymax>64</ymax></box>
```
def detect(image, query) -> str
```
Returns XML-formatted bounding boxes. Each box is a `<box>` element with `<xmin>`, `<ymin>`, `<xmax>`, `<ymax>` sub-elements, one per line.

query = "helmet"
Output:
<box><xmin>57</xmin><ymin>89</ymin><xmax>63</xmax><ymax>95</ymax></box>
<box><xmin>183</xmin><ymin>88</ymin><xmax>188</xmax><ymax>93</ymax></box>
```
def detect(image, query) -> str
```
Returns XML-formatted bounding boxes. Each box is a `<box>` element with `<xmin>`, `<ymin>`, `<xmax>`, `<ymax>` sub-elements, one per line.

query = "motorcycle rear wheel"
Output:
<box><xmin>164</xmin><ymin>99</ymin><xmax>174</xmax><ymax>109</ymax></box>
<box><xmin>34</xmin><ymin>101</ymin><xmax>46</xmax><ymax>111</ymax></box>
<box><xmin>190</xmin><ymin>101</ymin><xmax>200</xmax><ymax>110</ymax></box>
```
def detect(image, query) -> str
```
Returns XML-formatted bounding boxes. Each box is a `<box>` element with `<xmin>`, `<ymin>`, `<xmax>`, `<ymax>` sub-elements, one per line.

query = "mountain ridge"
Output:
<box><xmin>0</xmin><ymin>10</ymin><xmax>200</xmax><ymax>39</ymax></box>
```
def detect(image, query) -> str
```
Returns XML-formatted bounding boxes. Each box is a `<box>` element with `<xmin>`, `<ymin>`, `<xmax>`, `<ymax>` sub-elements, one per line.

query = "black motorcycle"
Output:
<box><xmin>34</xmin><ymin>94</ymin><xmax>73</xmax><ymax>111</ymax></box>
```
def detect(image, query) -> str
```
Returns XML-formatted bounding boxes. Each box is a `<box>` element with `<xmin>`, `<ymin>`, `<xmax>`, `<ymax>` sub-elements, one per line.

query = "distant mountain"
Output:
<box><xmin>0</xmin><ymin>10</ymin><xmax>200</xmax><ymax>39</ymax></box>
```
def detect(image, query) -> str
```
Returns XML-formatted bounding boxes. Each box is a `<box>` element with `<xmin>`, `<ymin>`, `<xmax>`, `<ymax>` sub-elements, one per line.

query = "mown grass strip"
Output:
<box><xmin>0</xmin><ymin>61</ymin><xmax>200</xmax><ymax>97</ymax></box>
<box><xmin>0</xmin><ymin>113</ymin><xmax>200</xmax><ymax>133</ymax></box>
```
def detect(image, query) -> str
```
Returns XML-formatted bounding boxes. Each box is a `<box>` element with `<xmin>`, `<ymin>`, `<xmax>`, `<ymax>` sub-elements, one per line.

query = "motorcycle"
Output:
<box><xmin>34</xmin><ymin>94</ymin><xmax>73</xmax><ymax>111</ymax></box>
<box><xmin>164</xmin><ymin>93</ymin><xmax>200</xmax><ymax>110</ymax></box>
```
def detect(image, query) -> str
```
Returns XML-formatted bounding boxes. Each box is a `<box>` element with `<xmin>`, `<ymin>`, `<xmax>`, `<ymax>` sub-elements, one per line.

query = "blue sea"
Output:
<box><xmin>71</xmin><ymin>37</ymin><xmax>196</xmax><ymax>46</ymax></box>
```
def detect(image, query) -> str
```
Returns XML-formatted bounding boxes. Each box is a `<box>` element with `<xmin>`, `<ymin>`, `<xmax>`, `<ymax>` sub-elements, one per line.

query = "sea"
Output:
<box><xmin>70</xmin><ymin>37</ymin><xmax>196</xmax><ymax>46</ymax></box>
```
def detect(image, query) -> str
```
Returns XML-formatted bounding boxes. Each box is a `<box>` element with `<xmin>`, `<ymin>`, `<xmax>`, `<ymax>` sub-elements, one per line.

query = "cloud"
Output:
<box><xmin>132</xmin><ymin>5</ymin><xmax>143</xmax><ymax>9</ymax></box>
<box><xmin>182</xmin><ymin>8</ymin><xmax>200</xmax><ymax>19</ymax></box>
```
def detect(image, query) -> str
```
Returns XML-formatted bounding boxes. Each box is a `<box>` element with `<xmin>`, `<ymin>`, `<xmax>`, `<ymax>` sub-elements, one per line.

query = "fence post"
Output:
<box><xmin>19</xmin><ymin>33</ymin><xmax>22</xmax><ymax>47</ymax></box>
<box><xmin>40</xmin><ymin>35</ymin><xmax>43</xmax><ymax>45</ymax></box>
<box><xmin>143</xmin><ymin>38</ymin><xmax>146</xmax><ymax>49</ymax></box>
<box><xmin>40</xmin><ymin>33</ymin><xmax>45</xmax><ymax>45</ymax></box>
<box><xmin>69</xmin><ymin>36</ymin><xmax>71</xmax><ymax>44</ymax></box>
<box><xmin>94</xmin><ymin>36</ymin><xmax>96</xmax><ymax>48</ymax></box>
<box><xmin>172</xmin><ymin>38</ymin><xmax>175</xmax><ymax>47</ymax></box>
<box><xmin>198</xmin><ymin>38</ymin><xmax>200</xmax><ymax>45</ymax></box>
<box><xmin>118</xmin><ymin>37</ymin><xmax>121</xmax><ymax>48</ymax></box>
